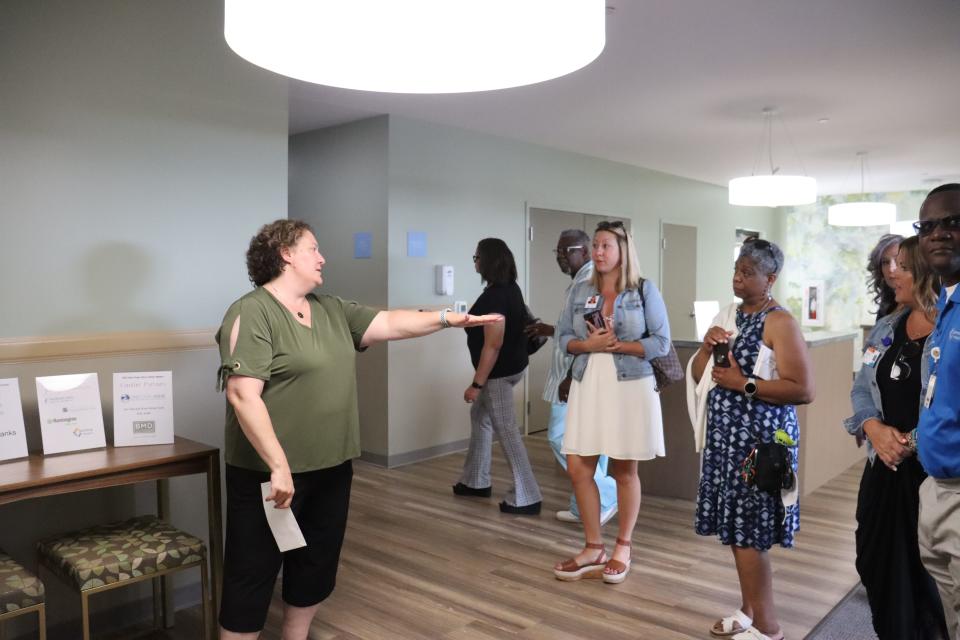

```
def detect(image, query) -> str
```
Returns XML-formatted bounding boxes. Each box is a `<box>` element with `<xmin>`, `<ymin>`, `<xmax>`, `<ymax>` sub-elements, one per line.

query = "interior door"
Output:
<box><xmin>526</xmin><ymin>208</ymin><xmax>583</xmax><ymax>433</ymax></box>
<box><xmin>660</xmin><ymin>223</ymin><xmax>698</xmax><ymax>341</ymax></box>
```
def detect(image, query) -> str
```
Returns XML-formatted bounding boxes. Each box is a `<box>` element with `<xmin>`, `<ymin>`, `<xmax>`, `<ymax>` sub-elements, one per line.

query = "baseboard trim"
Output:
<box><xmin>0</xmin><ymin>329</ymin><xmax>217</xmax><ymax>364</ymax></box>
<box><xmin>359</xmin><ymin>437</ymin><xmax>473</xmax><ymax>469</ymax></box>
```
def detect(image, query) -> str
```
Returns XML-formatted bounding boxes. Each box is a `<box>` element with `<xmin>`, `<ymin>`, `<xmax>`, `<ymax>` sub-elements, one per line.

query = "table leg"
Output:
<box><xmin>156</xmin><ymin>478</ymin><xmax>174</xmax><ymax>628</ymax></box>
<box><xmin>206</xmin><ymin>451</ymin><xmax>223</xmax><ymax>639</ymax></box>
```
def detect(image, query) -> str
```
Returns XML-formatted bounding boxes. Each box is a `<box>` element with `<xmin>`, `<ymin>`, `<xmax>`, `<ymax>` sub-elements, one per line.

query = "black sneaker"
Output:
<box><xmin>499</xmin><ymin>501</ymin><xmax>541</xmax><ymax>515</ymax></box>
<box><xmin>452</xmin><ymin>482</ymin><xmax>492</xmax><ymax>497</ymax></box>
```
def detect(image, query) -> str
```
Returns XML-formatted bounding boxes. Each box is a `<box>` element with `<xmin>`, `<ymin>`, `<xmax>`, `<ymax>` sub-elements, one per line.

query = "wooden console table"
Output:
<box><xmin>0</xmin><ymin>437</ymin><xmax>222</xmax><ymax>636</ymax></box>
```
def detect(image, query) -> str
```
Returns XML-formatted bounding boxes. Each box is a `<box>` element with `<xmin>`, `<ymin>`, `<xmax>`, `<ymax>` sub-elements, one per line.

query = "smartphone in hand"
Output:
<box><xmin>713</xmin><ymin>342</ymin><xmax>731</xmax><ymax>368</ymax></box>
<box><xmin>583</xmin><ymin>309</ymin><xmax>605</xmax><ymax>330</ymax></box>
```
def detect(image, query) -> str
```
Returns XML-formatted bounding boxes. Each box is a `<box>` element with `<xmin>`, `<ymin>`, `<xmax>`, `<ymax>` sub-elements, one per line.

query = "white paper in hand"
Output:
<box><xmin>260</xmin><ymin>482</ymin><xmax>307</xmax><ymax>552</ymax></box>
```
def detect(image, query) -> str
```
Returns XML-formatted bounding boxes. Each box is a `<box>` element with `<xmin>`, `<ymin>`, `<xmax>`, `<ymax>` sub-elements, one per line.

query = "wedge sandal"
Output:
<box><xmin>553</xmin><ymin>542</ymin><xmax>606</xmax><ymax>581</ymax></box>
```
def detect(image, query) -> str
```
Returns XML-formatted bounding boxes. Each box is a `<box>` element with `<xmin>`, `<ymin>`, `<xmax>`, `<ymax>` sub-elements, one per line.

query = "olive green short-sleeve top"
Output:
<box><xmin>215</xmin><ymin>287</ymin><xmax>379</xmax><ymax>473</ymax></box>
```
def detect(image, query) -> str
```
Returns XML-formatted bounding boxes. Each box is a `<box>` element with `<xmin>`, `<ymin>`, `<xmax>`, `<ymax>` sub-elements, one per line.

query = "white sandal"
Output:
<box><xmin>731</xmin><ymin>627</ymin><xmax>784</xmax><ymax>640</ymax></box>
<box><xmin>710</xmin><ymin>609</ymin><xmax>753</xmax><ymax>637</ymax></box>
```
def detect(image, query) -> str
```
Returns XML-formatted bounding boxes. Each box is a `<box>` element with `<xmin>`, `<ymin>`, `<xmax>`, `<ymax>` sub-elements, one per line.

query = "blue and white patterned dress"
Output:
<box><xmin>694</xmin><ymin>305</ymin><xmax>800</xmax><ymax>550</ymax></box>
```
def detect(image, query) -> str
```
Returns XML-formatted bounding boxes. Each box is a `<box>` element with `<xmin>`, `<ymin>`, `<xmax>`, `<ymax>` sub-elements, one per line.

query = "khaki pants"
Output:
<box><xmin>919</xmin><ymin>476</ymin><xmax>960</xmax><ymax>640</ymax></box>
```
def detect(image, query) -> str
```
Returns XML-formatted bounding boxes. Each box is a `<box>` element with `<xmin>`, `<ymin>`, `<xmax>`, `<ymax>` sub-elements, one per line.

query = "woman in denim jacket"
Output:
<box><xmin>844</xmin><ymin>236</ymin><xmax>946</xmax><ymax>639</ymax></box>
<box><xmin>552</xmin><ymin>221</ymin><xmax>670</xmax><ymax>585</ymax></box>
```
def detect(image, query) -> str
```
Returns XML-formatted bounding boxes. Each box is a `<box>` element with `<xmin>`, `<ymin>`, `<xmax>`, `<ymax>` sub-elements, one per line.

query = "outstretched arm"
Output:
<box><xmin>360</xmin><ymin>309</ymin><xmax>503</xmax><ymax>348</ymax></box>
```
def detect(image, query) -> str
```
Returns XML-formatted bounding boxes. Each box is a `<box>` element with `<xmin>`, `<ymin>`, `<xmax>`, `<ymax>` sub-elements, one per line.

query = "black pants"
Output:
<box><xmin>855</xmin><ymin>457</ymin><xmax>948</xmax><ymax>640</ymax></box>
<box><xmin>219</xmin><ymin>461</ymin><xmax>353</xmax><ymax>633</ymax></box>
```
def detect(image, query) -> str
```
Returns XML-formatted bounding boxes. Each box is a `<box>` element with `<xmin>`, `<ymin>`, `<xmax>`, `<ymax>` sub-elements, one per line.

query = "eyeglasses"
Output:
<box><xmin>596</xmin><ymin>220</ymin><xmax>625</xmax><ymax>232</ymax></box>
<box><xmin>889</xmin><ymin>339</ymin><xmax>923</xmax><ymax>382</ymax></box>
<box><xmin>553</xmin><ymin>245</ymin><xmax>584</xmax><ymax>257</ymax></box>
<box><xmin>472</xmin><ymin>255</ymin><xmax>479</xmax><ymax>261</ymax></box>
<box><xmin>913</xmin><ymin>214</ymin><xmax>960</xmax><ymax>237</ymax></box>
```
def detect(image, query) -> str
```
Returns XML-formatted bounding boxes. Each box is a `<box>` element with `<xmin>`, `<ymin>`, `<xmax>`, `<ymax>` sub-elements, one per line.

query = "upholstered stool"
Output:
<box><xmin>37</xmin><ymin>515</ymin><xmax>209</xmax><ymax>640</ymax></box>
<box><xmin>0</xmin><ymin>549</ymin><xmax>45</xmax><ymax>640</ymax></box>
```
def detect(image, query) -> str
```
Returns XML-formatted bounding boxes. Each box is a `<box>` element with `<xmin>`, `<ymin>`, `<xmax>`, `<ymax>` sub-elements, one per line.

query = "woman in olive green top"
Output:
<box><xmin>217</xmin><ymin>220</ymin><xmax>500</xmax><ymax>640</ymax></box>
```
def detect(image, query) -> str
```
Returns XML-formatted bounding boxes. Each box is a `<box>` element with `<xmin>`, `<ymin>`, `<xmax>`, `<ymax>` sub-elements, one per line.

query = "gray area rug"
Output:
<box><xmin>804</xmin><ymin>583</ymin><xmax>877</xmax><ymax>640</ymax></box>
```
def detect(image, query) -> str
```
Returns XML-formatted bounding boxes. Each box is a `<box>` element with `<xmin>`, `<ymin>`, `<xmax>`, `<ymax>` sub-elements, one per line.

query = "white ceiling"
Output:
<box><xmin>287</xmin><ymin>0</ymin><xmax>960</xmax><ymax>196</ymax></box>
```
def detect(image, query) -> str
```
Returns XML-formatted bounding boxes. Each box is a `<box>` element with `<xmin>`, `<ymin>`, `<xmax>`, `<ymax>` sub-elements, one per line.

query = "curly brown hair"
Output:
<box><xmin>246</xmin><ymin>219</ymin><xmax>314</xmax><ymax>287</ymax></box>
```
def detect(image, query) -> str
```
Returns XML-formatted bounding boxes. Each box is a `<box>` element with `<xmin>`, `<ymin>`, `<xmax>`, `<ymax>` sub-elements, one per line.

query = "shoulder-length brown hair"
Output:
<box><xmin>898</xmin><ymin>235</ymin><xmax>940</xmax><ymax>322</ymax></box>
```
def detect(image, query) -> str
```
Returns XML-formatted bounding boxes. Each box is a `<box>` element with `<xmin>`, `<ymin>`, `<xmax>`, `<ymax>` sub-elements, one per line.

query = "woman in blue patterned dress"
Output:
<box><xmin>690</xmin><ymin>239</ymin><xmax>814</xmax><ymax>640</ymax></box>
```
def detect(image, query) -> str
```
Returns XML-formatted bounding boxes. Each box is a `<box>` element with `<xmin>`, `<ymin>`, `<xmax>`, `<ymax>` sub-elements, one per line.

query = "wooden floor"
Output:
<box><xmin>164</xmin><ymin>436</ymin><xmax>864</xmax><ymax>640</ymax></box>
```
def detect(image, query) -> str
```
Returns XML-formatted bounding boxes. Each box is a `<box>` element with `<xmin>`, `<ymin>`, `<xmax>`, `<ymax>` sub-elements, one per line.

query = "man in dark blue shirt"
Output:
<box><xmin>917</xmin><ymin>183</ymin><xmax>960</xmax><ymax>639</ymax></box>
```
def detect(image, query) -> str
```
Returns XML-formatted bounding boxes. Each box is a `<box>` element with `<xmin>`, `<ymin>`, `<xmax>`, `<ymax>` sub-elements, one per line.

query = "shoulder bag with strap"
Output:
<box><xmin>638</xmin><ymin>278</ymin><xmax>684</xmax><ymax>391</ymax></box>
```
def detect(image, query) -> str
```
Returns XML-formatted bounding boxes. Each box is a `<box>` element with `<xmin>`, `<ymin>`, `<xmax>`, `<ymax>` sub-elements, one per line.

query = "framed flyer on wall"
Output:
<box><xmin>802</xmin><ymin>280</ymin><xmax>826</xmax><ymax>327</ymax></box>
<box><xmin>113</xmin><ymin>371</ymin><xmax>174</xmax><ymax>447</ymax></box>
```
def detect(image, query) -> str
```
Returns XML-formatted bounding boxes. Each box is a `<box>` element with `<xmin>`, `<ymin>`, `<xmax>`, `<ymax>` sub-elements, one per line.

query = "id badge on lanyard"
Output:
<box><xmin>925</xmin><ymin>346</ymin><xmax>941</xmax><ymax>409</ymax></box>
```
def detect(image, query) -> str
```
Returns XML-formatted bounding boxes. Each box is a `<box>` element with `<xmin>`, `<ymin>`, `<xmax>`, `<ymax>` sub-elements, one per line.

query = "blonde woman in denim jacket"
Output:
<box><xmin>552</xmin><ymin>221</ymin><xmax>670</xmax><ymax>585</ymax></box>
<box><xmin>843</xmin><ymin>236</ymin><xmax>946</xmax><ymax>639</ymax></box>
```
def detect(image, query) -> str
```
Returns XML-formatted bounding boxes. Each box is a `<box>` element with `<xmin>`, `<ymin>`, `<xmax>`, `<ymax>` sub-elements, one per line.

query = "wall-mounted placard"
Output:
<box><xmin>36</xmin><ymin>373</ymin><xmax>106</xmax><ymax>455</ymax></box>
<box><xmin>407</xmin><ymin>231</ymin><xmax>427</xmax><ymax>257</ymax></box>
<box><xmin>113</xmin><ymin>371</ymin><xmax>174</xmax><ymax>447</ymax></box>
<box><xmin>0</xmin><ymin>378</ymin><xmax>28</xmax><ymax>461</ymax></box>
<box><xmin>353</xmin><ymin>232</ymin><xmax>372</xmax><ymax>259</ymax></box>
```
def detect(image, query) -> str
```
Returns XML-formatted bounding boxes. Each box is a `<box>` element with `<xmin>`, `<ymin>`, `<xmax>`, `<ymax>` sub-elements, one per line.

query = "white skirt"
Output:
<box><xmin>561</xmin><ymin>353</ymin><xmax>665</xmax><ymax>461</ymax></box>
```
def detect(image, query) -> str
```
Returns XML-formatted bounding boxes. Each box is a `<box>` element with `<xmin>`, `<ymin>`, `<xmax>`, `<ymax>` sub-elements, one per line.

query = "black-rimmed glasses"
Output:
<box><xmin>553</xmin><ymin>245</ymin><xmax>584</xmax><ymax>257</ymax></box>
<box><xmin>889</xmin><ymin>339</ymin><xmax>923</xmax><ymax>382</ymax></box>
<box><xmin>472</xmin><ymin>254</ymin><xmax>480</xmax><ymax>261</ymax></box>
<box><xmin>913</xmin><ymin>214</ymin><xmax>960</xmax><ymax>237</ymax></box>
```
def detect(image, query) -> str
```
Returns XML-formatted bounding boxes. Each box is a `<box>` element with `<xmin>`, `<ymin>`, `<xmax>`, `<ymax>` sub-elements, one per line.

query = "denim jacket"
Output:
<box><xmin>557</xmin><ymin>278</ymin><xmax>671</xmax><ymax>382</ymax></box>
<box><xmin>844</xmin><ymin>308</ymin><xmax>931</xmax><ymax>463</ymax></box>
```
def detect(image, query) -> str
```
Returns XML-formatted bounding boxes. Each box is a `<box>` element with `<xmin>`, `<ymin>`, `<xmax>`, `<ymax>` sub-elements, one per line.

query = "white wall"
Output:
<box><xmin>0</xmin><ymin>0</ymin><xmax>288</xmax><ymax>339</ymax></box>
<box><xmin>385</xmin><ymin>116</ymin><xmax>783</xmax><ymax>458</ymax></box>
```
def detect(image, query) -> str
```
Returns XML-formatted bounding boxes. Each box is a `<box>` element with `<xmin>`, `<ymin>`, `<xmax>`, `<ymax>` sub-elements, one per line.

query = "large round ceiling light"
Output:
<box><xmin>224</xmin><ymin>0</ymin><xmax>607</xmax><ymax>93</ymax></box>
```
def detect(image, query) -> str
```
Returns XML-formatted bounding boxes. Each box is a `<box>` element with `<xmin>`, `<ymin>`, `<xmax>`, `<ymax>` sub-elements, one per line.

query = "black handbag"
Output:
<box><xmin>753</xmin><ymin>442</ymin><xmax>795</xmax><ymax>496</ymax></box>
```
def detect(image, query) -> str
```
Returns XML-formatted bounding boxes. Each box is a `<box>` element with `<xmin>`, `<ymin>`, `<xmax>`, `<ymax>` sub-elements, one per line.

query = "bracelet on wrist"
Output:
<box><xmin>439</xmin><ymin>307</ymin><xmax>453</xmax><ymax>329</ymax></box>
<box><xmin>470</xmin><ymin>381</ymin><xmax>483</xmax><ymax>390</ymax></box>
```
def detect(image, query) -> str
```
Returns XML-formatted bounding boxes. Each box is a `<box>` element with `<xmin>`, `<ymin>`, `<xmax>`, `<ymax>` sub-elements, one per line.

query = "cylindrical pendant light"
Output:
<box><xmin>827</xmin><ymin>152</ymin><xmax>896</xmax><ymax>227</ymax></box>
<box><xmin>729</xmin><ymin>108</ymin><xmax>817</xmax><ymax>207</ymax></box>
<box><xmin>224</xmin><ymin>0</ymin><xmax>606</xmax><ymax>93</ymax></box>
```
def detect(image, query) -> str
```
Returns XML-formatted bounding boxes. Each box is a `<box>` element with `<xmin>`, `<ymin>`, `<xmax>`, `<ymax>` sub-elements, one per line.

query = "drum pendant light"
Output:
<box><xmin>224</xmin><ymin>0</ymin><xmax>607</xmax><ymax>93</ymax></box>
<box><xmin>827</xmin><ymin>152</ymin><xmax>896</xmax><ymax>227</ymax></box>
<box><xmin>729</xmin><ymin>108</ymin><xmax>817</xmax><ymax>207</ymax></box>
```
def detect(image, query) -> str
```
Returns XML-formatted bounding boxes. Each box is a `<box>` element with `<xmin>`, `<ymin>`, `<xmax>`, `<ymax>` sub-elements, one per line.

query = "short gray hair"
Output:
<box><xmin>738</xmin><ymin>239</ymin><xmax>784</xmax><ymax>276</ymax></box>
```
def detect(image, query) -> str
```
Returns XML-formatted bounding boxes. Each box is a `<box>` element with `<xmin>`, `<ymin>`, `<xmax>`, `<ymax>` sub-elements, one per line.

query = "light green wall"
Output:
<box><xmin>289</xmin><ymin>117</ymin><xmax>390</xmax><ymax>457</ymax></box>
<box><xmin>0</xmin><ymin>0</ymin><xmax>288</xmax><ymax>339</ymax></box>
<box><xmin>0</xmin><ymin>1</ymin><xmax>289</xmax><ymax>634</ymax></box>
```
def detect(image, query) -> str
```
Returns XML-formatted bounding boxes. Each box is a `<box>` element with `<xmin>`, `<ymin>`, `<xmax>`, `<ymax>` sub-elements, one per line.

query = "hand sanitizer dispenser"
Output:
<box><xmin>435</xmin><ymin>265</ymin><xmax>454</xmax><ymax>296</ymax></box>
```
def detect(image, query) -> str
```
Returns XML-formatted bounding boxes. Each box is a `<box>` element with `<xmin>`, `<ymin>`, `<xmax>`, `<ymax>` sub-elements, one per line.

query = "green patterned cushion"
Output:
<box><xmin>37</xmin><ymin>515</ymin><xmax>205</xmax><ymax>591</ymax></box>
<box><xmin>0</xmin><ymin>550</ymin><xmax>44</xmax><ymax>614</ymax></box>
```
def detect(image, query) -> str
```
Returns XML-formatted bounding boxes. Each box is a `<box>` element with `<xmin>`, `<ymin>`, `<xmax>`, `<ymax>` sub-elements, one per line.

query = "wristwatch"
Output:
<box><xmin>743</xmin><ymin>377</ymin><xmax>758</xmax><ymax>398</ymax></box>
<box><xmin>470</xmin><ymin>381</ymin><xmax>484</xmax><ymax>390</ymax></box>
